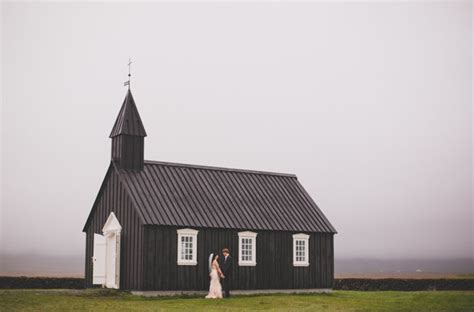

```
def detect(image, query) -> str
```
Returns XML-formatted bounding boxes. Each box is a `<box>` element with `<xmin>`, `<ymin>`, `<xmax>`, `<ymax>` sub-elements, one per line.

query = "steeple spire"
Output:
<box><xmin>110</xmin><ymin>88</ymin><xmax>147</xmax><ymax>170</ymax></box>
<box><xmin>110</xmin><ymin>89</ymin><xmax>147</xmax><ymax>138</ymax></box>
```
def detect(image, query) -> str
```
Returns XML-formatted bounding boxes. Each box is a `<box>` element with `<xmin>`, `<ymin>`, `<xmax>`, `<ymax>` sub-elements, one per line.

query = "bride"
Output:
<box><xmin>205</xmin><ymin>253</ymin><xmax>224</xmax><ymax>299</ymax></box>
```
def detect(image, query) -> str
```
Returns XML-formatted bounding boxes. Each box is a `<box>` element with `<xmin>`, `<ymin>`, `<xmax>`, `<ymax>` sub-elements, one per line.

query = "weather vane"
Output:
<box><xmin>124</xmin><ymin>58</ymin><xmax>132</xmax><ymax>88</ymax></box>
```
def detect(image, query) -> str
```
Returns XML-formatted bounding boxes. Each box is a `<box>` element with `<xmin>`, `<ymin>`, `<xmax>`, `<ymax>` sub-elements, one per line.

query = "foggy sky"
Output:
<box><xmin>1</xmin><ymin>2</ymin><xmax>472</xmax><ymax>260</ymax></box>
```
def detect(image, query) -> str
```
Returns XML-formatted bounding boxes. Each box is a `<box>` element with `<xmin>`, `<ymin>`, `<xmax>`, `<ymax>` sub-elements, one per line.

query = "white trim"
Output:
<box><xmin>177</xmin><ymin>228</ymin><xmax>198</xmax><ymax>266</ymax></box>
<box><xmin>238</xmin><ymin>231</ymin><xmax>257</xmax><ymax>266</ymax></box>
<box><xmin>292</xmin><ymin>233</ymin><xmax>310</xmax><ymax>267</ymax></box>
<box><xmin>97</xmin><ymin>212</ymin><xmax>122</xmax><ymax>289</ymax></box>
<box><xmin>102</xmin><ymin>212</ymin><xmax>122</xmax><ymax>234</ymax></box>
<box><xmin>292</xmin><ymin>233</ymin><xmax>310</xmax><ymax>240</ymax></box>
<box><xmin>177</xmin><ymin>228</ymin><xmax>199</xmax><ymax>235</ymax></box>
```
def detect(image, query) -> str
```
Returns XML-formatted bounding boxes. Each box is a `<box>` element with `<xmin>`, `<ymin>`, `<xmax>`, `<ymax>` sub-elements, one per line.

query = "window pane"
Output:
<box><xmin>240</xmin><ymin>237</ymin><xmax>254</xmax><ymax>262</ymax></box>
<box><xmin>295</xmin><ymin>239</ymin><xmax>307</xmax><ymax>263</ymax></box>
<box><xmin>179</xmin><ymin>235</ymin><xmax>195</xmax><ymax>261</ymax></box>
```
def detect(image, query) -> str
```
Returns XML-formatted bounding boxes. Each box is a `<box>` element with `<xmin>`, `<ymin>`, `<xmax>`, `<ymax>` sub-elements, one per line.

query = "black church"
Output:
<box><xmin>83</xmin><ymin>89</ymin><xmax>336</xmax><ymax>292</ymax></box>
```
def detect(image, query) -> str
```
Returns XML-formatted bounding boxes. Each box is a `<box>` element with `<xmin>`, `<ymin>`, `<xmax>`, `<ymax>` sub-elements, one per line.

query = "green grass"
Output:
<box><xmin>0</xmin><ymin>289</ymin><xmax>473</xmax><ymax>311</ymax></box>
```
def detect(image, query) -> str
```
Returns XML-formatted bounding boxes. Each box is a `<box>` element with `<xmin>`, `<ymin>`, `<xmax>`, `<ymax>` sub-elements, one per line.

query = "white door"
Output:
<box><xmin>92</xmin><ymin>234</ymin><xmax>106</xmax><ymax>285</ymax></box>
<box><xmin>105</xmin><ymin>233</ymin><xmax>120</xmax><ymax>289</ymax></box>
<box><xmin>102</xmin><ymin>212</ymin><xmax>122</xmax><ymax>289</ymax></box>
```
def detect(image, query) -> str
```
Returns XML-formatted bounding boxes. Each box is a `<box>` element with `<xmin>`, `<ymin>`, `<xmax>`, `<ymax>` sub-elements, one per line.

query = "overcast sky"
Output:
<box><xmin>1</xmin><ymin>1</ymin><xmax>472</xmax><ymax>260</ymax></box>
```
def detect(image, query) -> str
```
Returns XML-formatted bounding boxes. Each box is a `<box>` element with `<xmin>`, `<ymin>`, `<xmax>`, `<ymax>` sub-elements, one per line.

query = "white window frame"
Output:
<box><xmin>293</xmin><ymin>233</ymin><xmax>310</xmax><ymax>267</ymax></box>
<box><xmin>177</xmin><ymin>228</ymin><xmax>198</xmax><ymax>266</ymax></box>
<box><xmin>238</xmin><ymin>231</ymin><xmax>257</xmax><ymax>266</ymax></box>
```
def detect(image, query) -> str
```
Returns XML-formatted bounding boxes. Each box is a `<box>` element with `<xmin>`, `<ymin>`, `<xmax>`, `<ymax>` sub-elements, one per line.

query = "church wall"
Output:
<box><xmin>142</xmin><ymin>226</ymin><xmax>334</xmax><ymax>290</ymax></box>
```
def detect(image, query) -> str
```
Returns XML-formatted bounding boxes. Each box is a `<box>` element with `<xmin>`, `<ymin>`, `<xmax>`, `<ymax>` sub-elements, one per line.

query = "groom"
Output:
<box><xmin>219</xmin><ymin>248</ymin><xmax>233</xmax><ymax>298</ymax></box>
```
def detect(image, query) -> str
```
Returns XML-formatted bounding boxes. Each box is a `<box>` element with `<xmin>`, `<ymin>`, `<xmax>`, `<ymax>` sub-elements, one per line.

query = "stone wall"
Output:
<box><xmin>0</xmin><ymin>277</ymin><xmax>85</xmax><ymax>289</ymax></box>
<box><xmin>333</xmin><ymin>278</ymin><xmax>474</xmax><ymax>291</ymax></box>
<box><xmin>1</xmin><ymin>276</ymin><xmax>473</xmax><ymax>291</ymax></box>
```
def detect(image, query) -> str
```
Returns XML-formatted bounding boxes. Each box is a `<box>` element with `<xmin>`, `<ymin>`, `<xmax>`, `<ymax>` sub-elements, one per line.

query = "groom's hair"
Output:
<box><xmin>222</xmin><ymin>248</ymin><xmax>230</xmax><ymax>254</ymax></box>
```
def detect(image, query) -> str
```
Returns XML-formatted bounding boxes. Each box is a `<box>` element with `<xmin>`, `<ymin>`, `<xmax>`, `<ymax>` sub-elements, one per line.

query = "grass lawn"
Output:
<box><xmin>0</xmin><ymin>289</ymin><xmax>473</xmax><ymax>311</ymax></box>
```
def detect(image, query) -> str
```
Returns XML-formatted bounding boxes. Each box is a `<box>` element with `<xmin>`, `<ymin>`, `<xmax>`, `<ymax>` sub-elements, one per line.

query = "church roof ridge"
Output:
<box><xmin>142</xmin><ymin>160</ymin><xmax>297</xmax><ymax>178</ymax></box>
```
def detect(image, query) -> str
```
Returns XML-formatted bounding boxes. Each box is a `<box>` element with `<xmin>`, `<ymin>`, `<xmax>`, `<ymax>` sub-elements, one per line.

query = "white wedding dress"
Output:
<box><xmin>205</xmin><ymin>262</ymin><xmax>223</xmax><ymax>299</ymax></box>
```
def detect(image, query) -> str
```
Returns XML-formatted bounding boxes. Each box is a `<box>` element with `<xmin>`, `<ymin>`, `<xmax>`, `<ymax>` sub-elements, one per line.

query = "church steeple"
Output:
<box><xmin>110</xmin><ymin>89</ymin><xmax>147</xmax><ymax>170</ymax></box>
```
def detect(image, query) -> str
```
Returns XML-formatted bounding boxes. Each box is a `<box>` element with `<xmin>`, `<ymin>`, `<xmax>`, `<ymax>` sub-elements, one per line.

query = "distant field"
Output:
<box><xmin>335</xmin><ymin>273</ymin><xmax>474</xmax><ymax>279</ymax></box>
<box><xmin>1</xmin><ymin>289</ymin><xmax>473</xmax><ymax>311</ymax></box>
<box><xmin>2</xmin><ymin>254</ymin><xmax>473</xmax><ymax>279</ymax></box>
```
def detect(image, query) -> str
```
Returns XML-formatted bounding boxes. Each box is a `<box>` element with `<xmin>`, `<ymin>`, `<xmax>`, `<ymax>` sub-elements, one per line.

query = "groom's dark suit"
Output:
<box><xmin>219</xmin><ymin>254</ymin><xmax>233</xmax><ymax>298</ymax></box>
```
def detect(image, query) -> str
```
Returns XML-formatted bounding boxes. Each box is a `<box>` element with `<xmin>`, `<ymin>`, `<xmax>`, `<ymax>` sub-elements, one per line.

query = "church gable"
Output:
<box><xmin>82</xmin><ymin>162</ymin><xmax>146</xmax><ymax>232</ymax></box>
<box><xmin>83</xmin><ymin>164</ymin><xmax>146</xmax><ymax>290</ymax></box>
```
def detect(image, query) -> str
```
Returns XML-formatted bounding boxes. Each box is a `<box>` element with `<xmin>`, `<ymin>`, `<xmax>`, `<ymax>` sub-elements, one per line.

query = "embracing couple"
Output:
<box><xmin>205</xmin><ymin>248</ymin><xmax>232</xmax><ymax>299</ymax></box>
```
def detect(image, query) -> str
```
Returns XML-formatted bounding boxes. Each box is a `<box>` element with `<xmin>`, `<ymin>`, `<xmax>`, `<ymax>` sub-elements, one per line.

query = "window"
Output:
<box><xmin>238</xmin><ymin>231</ymin><xmax>257</xmax><ymax>266</ymax></box>
<box><xmin>177</xmin><ymin>228</ymin><xmax>198</xmax><ymax>265</ymax></box>
<box><xmin>293</xmin><ymin>233</ymin><xmax>309</xmax><ymax>267</ymax></box>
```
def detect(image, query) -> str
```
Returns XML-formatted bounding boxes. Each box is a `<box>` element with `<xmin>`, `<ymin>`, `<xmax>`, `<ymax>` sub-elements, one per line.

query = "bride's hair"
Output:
<box><xmin>212</xmin><ymin>253</ymin><xmax>219</xmax><ymax>262</ymax></box>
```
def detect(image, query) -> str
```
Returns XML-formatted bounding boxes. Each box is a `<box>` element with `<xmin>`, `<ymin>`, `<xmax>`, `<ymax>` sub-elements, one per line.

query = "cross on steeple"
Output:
<box><xmin>124</xmin><ymin>58</ymin><xmax>132</xmax><ymax>88</ymax></box>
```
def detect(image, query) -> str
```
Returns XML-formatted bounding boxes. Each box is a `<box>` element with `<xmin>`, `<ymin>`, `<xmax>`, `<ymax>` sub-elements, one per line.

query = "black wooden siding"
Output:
<box><xmin>143</xmin><ymin>226</ymin><xmax>334</xmax><ymax>291</ymax></box>
<box><xmin>83</xmin><ymin>163</ymin><xmax>334</xmax><ymax>291</ymax></box>
<box><xmin>84</xmin><ymin>165</ymin><xmax>145</xmax><ymax>290</ymax></box>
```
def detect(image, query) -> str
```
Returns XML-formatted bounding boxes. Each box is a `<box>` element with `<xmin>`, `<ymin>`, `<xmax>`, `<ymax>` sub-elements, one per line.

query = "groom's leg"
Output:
<box><xmin>225</xmin><ymin>278</ymin><xmax>230</xmax><ymax>298</ymax></box>
<box><xmin>222</xmin><ymin>278</ymin><xmax>228</xmax><ymax>298</ymax></box>
<box><xmin>221</xmin><ymin>278</ymin><xmax>226</xmax><ymax>297</ymax></box>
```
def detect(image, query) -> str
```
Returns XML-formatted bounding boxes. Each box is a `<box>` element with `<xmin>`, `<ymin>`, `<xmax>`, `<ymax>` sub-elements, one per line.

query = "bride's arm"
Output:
<box><xmin>216</xmin><ymin>261</ymin><xmax>224</xmax><ymax>276</ymax></box>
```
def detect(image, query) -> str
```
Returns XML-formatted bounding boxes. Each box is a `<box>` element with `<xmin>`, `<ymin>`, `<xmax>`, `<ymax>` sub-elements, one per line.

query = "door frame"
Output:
<box><xmin>93</xmin><ymin>212</ymin><xmax>122</xmax><ymax>289</ymax></box>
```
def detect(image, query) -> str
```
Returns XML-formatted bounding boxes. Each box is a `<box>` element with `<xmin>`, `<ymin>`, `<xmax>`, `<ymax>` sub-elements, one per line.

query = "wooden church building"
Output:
<box><xmin>83</xmin><ymin>89</ymin><xmax>337</xmax><ymax>291</ymax></box>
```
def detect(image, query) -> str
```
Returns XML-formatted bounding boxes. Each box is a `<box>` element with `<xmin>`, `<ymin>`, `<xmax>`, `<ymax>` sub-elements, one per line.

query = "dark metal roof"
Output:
<box><xmin>110</xmin><ymin>89</ymin><xmax>147</xmax><ymax>138</ymax></box>
<box><xmin>115</xmin><ymin>160</ymin><xmax>336</xmax><ymax>233</ymax></box>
